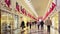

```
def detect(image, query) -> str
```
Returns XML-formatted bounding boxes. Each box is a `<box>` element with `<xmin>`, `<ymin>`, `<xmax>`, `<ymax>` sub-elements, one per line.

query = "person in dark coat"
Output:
<box><xmin>34</xmin><ymin>21</ymin><xmax>37</xmax><ymax>28</ymax></box>
<box><xmin>26</xmin><ymin>21</ymin><xmax>29</xmax><ymax>27</ymax></box>
<box><xmin>29</xmin><ymin>21</ymin><xmax>32</xmax><ymax>29</ymax></box>
<box><xmin>20</xmin><ymin>21</ymin><xmax>25</xmax><ymax>29</ymax></box>
<box><xmin>37</xmin><ymin>21</ymin><xmax>40</xmax><ymax>30</ymax></box>
<box><xmin>40</xmin><ymin>20</ymin><xmax>44</xmax><ymax>29</ymax></box>
<box><xmin>30</xmin><ymin>22</ymin><xmax>32</xmax><ymax>29</ymax></box>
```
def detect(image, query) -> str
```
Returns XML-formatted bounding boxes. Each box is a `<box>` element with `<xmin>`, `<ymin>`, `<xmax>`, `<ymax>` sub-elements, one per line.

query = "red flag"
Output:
<box><xmin>21</xmin><ymin>6</ymin><xmax>23</xmax><ymax>11</ymax></box>
<box><xmin>27</xmin><ymin>13</ymin><xmax>31</xmax><ymax>17</ymax></box>
<box><xmin>49</xmin><ymin>2</ymin><xmax>56</xmax><ymax>13</ymax></box>
<box><xmin>25</xmin><ymin>10</ymin><xmax>27</xmax><ymax>15</ymax></box>
<box><xmin>43</xmin><ymin>0</ymin><xmax>56</xmax><ymax>20</ymax></box>
<box><xmin>5</xmin><ymin>0</ymin><xmax>11</xmax><ymax>7</ymax></box>
<box><xmin>16</xmin><ymin>2</ymin><xmax>20</xmax><ymax>12</ymax></box>
<box><xmin>21</xmin><ymin>8</ymin><xmax>27</xmax><ymax>15</ymax></box>
<box><xmin>21</xmin><ymin>8</ymin><xmax>25</xmax><ymax>14</ymax></box>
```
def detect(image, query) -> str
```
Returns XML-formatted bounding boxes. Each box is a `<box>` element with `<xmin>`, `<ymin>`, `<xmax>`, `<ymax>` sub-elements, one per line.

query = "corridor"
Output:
<box><xmin>0</xmin><ymin>0</ymin><xmax>60</xmax><ymax>34</ymax></box>
<box><xmin>19</xmin><ymin>25</ymin><xmax>59</xmax><ymax>34</ymax></box>
<box><xmin>2</xmin><ymin>25</ymin><xmax>59</xmax><ymax>34</ymax></box>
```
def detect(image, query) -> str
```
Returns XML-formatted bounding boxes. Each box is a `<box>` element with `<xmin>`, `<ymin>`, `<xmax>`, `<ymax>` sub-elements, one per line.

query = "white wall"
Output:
<box><xmin>56</xmin><ymin>0</ymin><xmax>60</xmax><ymax>11</ymax></box>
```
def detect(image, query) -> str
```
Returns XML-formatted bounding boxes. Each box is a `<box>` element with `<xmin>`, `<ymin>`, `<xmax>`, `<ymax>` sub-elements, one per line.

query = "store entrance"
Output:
<box><xmin>1</xmin><ymin>10</ymin><xmax>19</xmax><ymax>34</ymax></box>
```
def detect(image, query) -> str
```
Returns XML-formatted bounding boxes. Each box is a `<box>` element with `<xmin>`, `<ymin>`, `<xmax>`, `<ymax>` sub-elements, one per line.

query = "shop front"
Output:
<box><xmin>1</xmin><ymin>10</ymin><xmax>19</xmax><ymax>34</ymax></box>
<box><xmin>51</xmin><ymin>12</ymin><xmax>58</xmax><ymax>30</ymax></box>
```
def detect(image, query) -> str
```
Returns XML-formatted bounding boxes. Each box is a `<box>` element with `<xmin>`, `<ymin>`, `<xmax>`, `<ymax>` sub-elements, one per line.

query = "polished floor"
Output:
<box><xmin>2</xmin><ymin>25</ymin><xmax>59</xmax><ymax>34</ymax></box>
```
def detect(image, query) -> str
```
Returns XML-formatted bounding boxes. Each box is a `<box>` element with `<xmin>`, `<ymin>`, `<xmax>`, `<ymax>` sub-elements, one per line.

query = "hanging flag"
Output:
<box><xmin>27</xmin><ymin>13</ymin><xmax>31</xmax><ymax>17</ymax></box>
<box><xmin>5</xmin><ymin>0</ymin><xmax>11</xmax><ymax>7</ymax></box>
<box><xmin>31</xmin><ymin>16</ymin><xmax>33</xmax><ymax>18</ymax></box>
<box><xmin>48</xmin><ymin>0</ymin><xmax>56</xmax><ymax>16</ymax></box>
<box><xmin>21</xmin><ymin>8</ymin><xmax>27</xmax><ymax>15</ymax></box>
<box><xmin>43</xmin><ymin>0</ymin><xmax>56</xmax><ymax>20</ymax></box>
<box><xmin>47</xmin><ymin>0</ymin><xmax>56</xmax><ymax>14</ymax></box>
<box><xmin>50</xmin><ymin>3</ymin><xmax>56</xmax><ymax>12</ymax></box>
<box><xmin>24</xmin><ymin>10</ymin><xmax>27</xmax><ymax>15</ymax></box>
<box><xmin>52</xmin><ymin>0</ymin><xmax>56</xmax><ymax>6</ymax></box>
<box><xmin>23</xmin><ymin>8</ymin><xmax>26</xmax><ymax>15</ymax></box>
<box><xmin>21</xmin><ymin>6</ymin><xmax>23</xmax><ymax>11</ymax></box>
<box><xmin>21</xmin><ymin>8</ymin><xmax>25</xmax><ymax>14</ymax></box>
<box><xmin>20</xmin><ymin>6</ymin><xmax>23</xmax><ymax>13</ymax></box>
<box><xmin>16</xmin><ymin>2</ymin><xmax>20</xmax><ymax>12</ymax></box>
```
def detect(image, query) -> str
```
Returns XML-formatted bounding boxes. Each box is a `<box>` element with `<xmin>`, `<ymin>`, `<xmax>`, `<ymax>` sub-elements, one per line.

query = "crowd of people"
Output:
<box><xmin>20</xmin><ymin>17</ymin><xmax>52</xmax><ymax>34</ymax></box>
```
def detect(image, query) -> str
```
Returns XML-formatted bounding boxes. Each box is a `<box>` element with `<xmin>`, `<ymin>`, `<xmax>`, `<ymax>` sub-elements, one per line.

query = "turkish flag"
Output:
<box><xmin>16</xmin><ymin>2</ymin><xmax>20</xmax><ymax>12</ymax></box>
<box><xmin>21</xmin><ymin>8</ymin><xmax>27</xmax><ymax>15</ymax></box>
<box><xmin>5</xmin><ymin>0</ymin><xmax>11</xmax><ymax>7</ymax></box>
<box><xmin>24</xmin><ymin>11</ymin><xmax>27</xmax><ymax>15</ymax></box>
<box><xmin>43</xmin><ymin>0</ymin><xmax>56</xmax><ymax>20</ymax></box>
<box><xmin>27</xmin><ymin>13</ymin><xmax>31</xmax><ymax>17</ymax></box>
<box><xmin>21</xmin><ymin>6</ymin><xmax>23</xmax><ymax>11</ymax></box>
<box><xmin>21</xmin><ymin>8</ymin><xmax>25</xmax><ymax>14</ymax></box>
<box><xmin>49</xmin><ymin>2</ymin><xmax>56</xmax><ymax>13</ymax></box>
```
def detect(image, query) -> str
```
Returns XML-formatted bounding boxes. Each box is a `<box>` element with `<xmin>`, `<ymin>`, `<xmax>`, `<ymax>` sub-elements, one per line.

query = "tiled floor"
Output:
<box><xmin>1</xmin><ymin>25</ymin><xmax>59</xmax><ymax>34</ymax></box>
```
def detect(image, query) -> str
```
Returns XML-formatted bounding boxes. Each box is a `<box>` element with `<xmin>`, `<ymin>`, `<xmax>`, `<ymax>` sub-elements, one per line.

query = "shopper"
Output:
<box><xmin>20</xmin><ymin>17</ymin><xmax>25</xmax><ymax>30</ymax></box>
<box><xmin>20</xmin><ymin>20</ymin><xmax>25</xmax><ymax>29</ymax></box>
<box><xmin>29</xmin><ymin>21</ymin><xmax>32</xmax><ymax>29</ymax></box>
<box><xmin>34</xmin><ymin>21</ymin><xmax>37</xmax><ymax>28</ymax></box>
<box><xmin>37</xmin><ymin>21</ymin><xmax>40</xmax><ymax>30</ymax></box>
<box><xmin>40</xmin><ymin>20</ymin><xmax>44</xmax><ymax>30</ymax></box>
<box><xmin>26</xmin><ymin>21</ymin><xmax>29</xmax><ymax>27</ymax></box>
<box><xmin>45</xmin><ymin>17</ymin><xmax>52</xmax><ymax>32</ymax></box>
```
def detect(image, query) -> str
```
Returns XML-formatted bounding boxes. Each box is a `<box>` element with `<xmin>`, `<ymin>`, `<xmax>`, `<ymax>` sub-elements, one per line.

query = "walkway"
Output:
<box><xmin>2</xmin><ymin>25</ymin><xmax>59</xmax><ymax>34</ymax></box>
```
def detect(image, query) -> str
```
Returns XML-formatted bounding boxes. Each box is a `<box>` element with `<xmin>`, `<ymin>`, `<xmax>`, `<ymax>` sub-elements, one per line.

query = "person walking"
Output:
<box><xmin>34</xmin><ymin>21</ymin><xmax>37</xmax><ymax>28</ymax></box>
<box><xmin>20</xmin><ymin>20</ymin><xmax>25</xmax><ymax>29</ymax></box>
<box><xmin>37</xmin><ymin>21</ymin><xmax>40</xmax><ymax>30</ymax></box>
<box><xmin>29</xmin><ymin>21</ymin><xmax>32</xmax><ymax>29</ymax></box>
<box><xmin>45</xmin><ymin>17</ymin><xmax>52</xmax><ymax>33</ymax></box>
<box><xmin>20</xmin><ymin>17</ymin><xmax>25</xmax><ymax>30</ymax></box>
<box><xmin>26</xmin><ymin>21</ymin><xmax>29</xmax><ymax>27</ymax></box>
<box><xmin>40</xmin><ymin>20</ymin><xmax>44</xmax><ymax>30</ymax></box>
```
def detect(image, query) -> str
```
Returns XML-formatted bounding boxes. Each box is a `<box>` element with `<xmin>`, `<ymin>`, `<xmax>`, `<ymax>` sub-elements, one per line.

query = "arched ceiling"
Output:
<box><xmin>18</xmin><ymin>0</ymin><xmax>52</xmax><ymax>19</ymax></box>
<box><xmin>31</xmin><ymin>0</ymin><xmax>52</xmax><ymax>17</ymax></box>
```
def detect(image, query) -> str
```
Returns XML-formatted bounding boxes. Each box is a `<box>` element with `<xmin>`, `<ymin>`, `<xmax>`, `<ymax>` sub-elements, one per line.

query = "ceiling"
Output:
<box><xmin>18</xmin><ymin>0</ymin><xmax>37</xmax><ymax>17</ymax></box>
<box><xmin>18</xmin><ymin>0</ymin><xmax>52</xmax><ymax>19</ymax></box>
<box><xmin>31</xmin><ymin>0</ymin><xmax>52</xmax><ymax>17</ymax></box>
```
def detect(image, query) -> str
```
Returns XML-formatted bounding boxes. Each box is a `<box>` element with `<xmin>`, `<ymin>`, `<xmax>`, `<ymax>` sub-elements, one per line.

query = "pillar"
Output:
<box><xmin>58</xmin><ymin>11</ymin><xmax>60</xmax><ymax>34</ymax></box>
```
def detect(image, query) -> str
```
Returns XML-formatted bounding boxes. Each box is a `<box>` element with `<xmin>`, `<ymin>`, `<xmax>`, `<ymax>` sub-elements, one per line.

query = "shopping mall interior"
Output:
<box><xmin>0</xmin><ymin>0</ymin><xmax>60</xmax><ymax>34</ymax></box>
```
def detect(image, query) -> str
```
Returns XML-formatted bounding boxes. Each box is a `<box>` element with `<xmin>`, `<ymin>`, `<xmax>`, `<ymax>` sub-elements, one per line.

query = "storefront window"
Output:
<box><xmin>1</xmin><ymin>11</ymin><xmax>8</xmax><ymax>34</ymax></box>
<box><xmin>1</xmin><ymin>10</ymin><xmax>19</xmax><ymax>34</ymax></box>
<box><xmin>51</xmin><ymin>13</ymin><xmax>58</xmax><ymax>30</ymax></box>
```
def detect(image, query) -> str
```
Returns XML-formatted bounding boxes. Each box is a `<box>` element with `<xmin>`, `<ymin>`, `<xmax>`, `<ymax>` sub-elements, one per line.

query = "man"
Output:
<box><xmin>26</xmin><ymin>21</ymin><xmax>29</xmax><ymax>27</ymax></box>
<box><xmin>20</xmin><ymin>20</ymin><xmax>25</xmax><ymax>29</ymax></box>
<box><xmin>34</xmin><ymin>21</ymin><xmax>37</xmax><ymax>28</ymax></box>
<box><xmin>37</xmin><ymin>21</ymin><xmax>40</xmax><ymax>30</ymax></box>
<box><xmin>20</xmin><ymin>17</ymin><xmax>25</xmax><ymax>29</ymax></box>
<box><xmin>40</xmin><ymin>20</ymin><xmax>44</xmax><ymax>30</ymax></box>
<box><xmin>29</xmin><ymin>21</ymin><xmax>32</xmax><ymax>29</ymax></box>
<box><xmin>45</xmin><ymin>17</ymin><xmax>52</xmax><ymax>32</ymax></box>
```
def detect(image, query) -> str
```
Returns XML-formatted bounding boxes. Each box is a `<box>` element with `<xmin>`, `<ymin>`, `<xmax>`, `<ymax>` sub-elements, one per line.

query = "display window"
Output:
<box><xmin>51</xmin><ymin>13</ymin><xmax>58</xmax><ymax>30</ymax></box>
<box><xmin>1</xmin><ymin>10</ymin><xmax>19</xmax><ymax>34</ymax></box>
